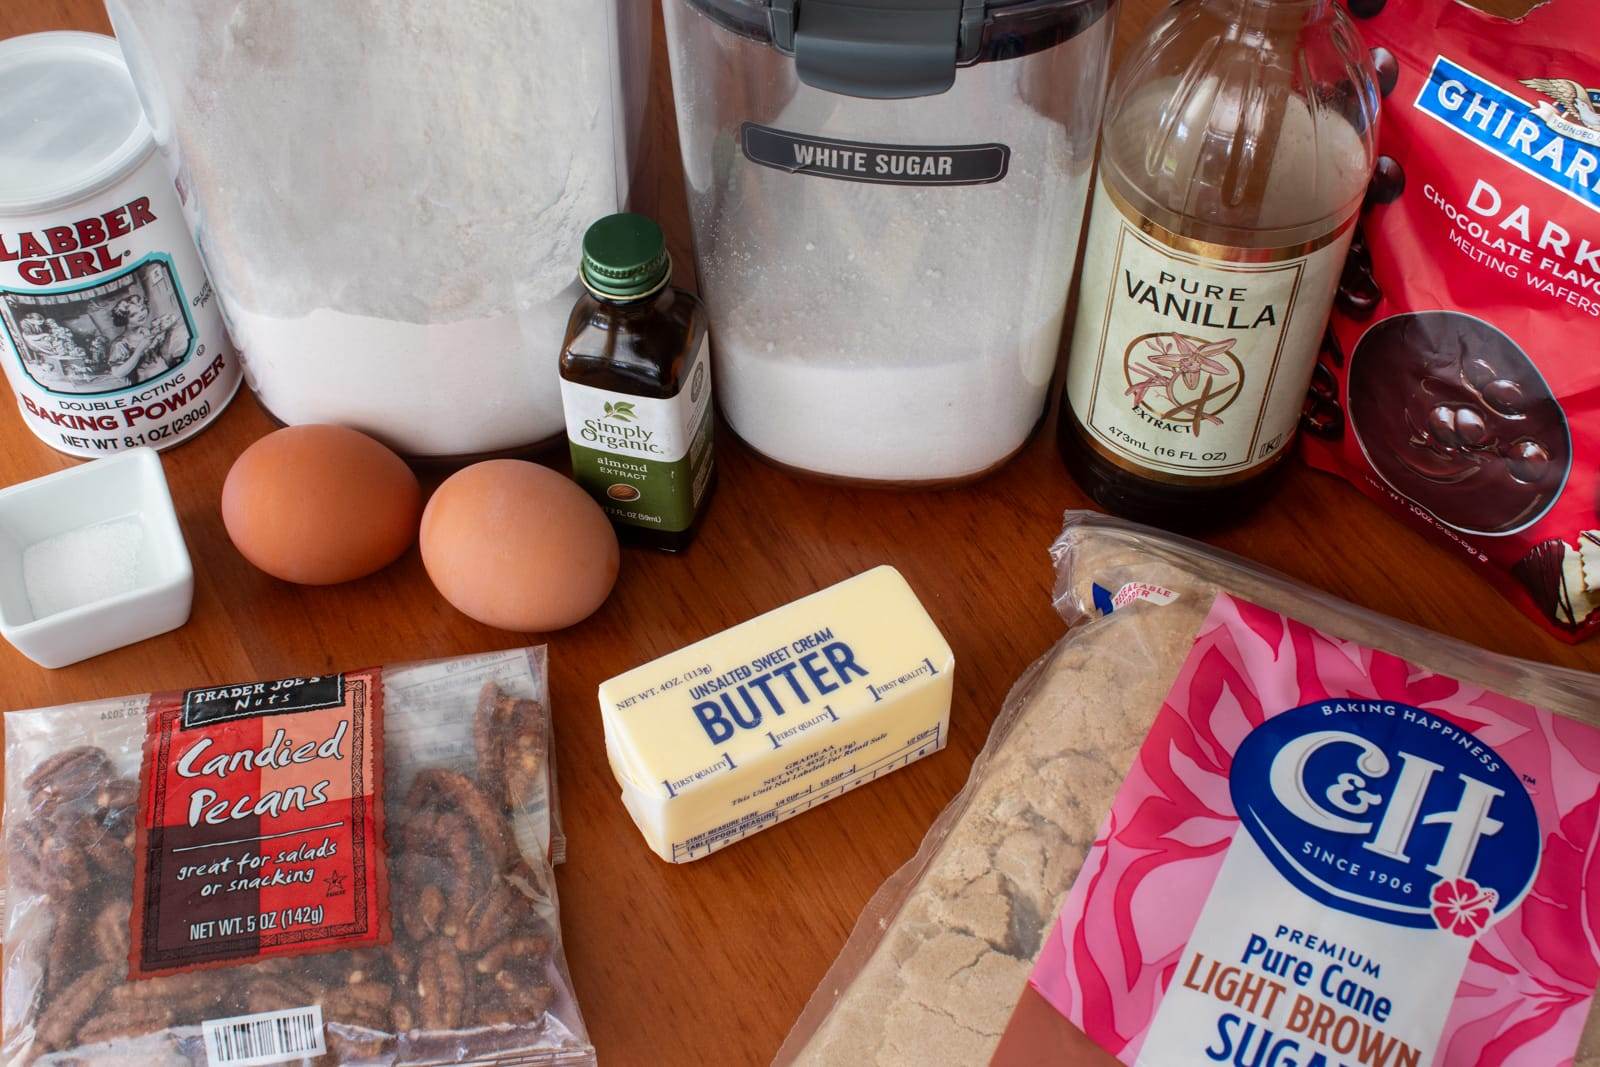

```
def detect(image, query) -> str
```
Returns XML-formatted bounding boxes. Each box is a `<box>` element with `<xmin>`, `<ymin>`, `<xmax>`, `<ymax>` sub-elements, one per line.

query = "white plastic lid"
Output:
<box><xmin>0</xmin><ymin>32</ymin><xmax>154</xmax><ymax>216</ymax></box>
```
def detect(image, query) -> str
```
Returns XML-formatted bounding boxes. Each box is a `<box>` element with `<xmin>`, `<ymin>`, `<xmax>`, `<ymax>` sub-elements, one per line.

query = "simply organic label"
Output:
<box><xmin>1028</xmin><ymin>594</ymin><xmax>1600</xmax><ymax>1065</ymax></box>
<box><xmin>131</xmin><ymin>672</ymin><xmax>388</xmax><ymax>977</ymax></box>
<box><xmin>562</xmin><ymin>335</ymin><xmax>713</xmax><ymax>533</ymax></box>
<box><xmin>1066</xmin><ymin>182</ymin><xmax>1350</xmax><ymax>479</ymax></box>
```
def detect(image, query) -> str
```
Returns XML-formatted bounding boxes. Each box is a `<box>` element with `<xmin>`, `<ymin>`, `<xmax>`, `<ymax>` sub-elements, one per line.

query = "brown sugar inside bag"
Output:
<box><xmin>779</xmin><ymin>512</ymin><xmax>1600</xmax><ymax>1066</ymax></box>
<box><xmin>2</xmin><ymin>647</ymin><xmax>592</xmax><ymax>1065</ymax></box>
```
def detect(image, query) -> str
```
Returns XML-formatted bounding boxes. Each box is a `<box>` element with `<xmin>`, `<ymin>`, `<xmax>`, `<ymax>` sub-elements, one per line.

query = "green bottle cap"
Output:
<box><xmin>580</xmin><ymin>213</ymin><xmax>671</xmax><ymax>300</ymax></box>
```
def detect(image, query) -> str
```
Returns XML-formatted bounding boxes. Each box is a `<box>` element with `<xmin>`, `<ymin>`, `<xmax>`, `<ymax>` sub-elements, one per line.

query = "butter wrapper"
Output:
<box><xmin>599</xmin><ymin>566</ymin><xmax>954</xmax><ymax>863</ymax></box>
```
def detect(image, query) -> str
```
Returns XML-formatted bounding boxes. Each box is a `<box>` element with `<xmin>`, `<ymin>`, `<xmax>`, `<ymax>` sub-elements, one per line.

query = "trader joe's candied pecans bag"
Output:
<box><xmin>2</xmin><ymin>647</ymin><xmax>594</xmax><ymax>1065</ymax></box>
<box><xmin>1303</xmin><ymin>0</ymin><xmax>1600</xmax><ymax>642</ymax></box>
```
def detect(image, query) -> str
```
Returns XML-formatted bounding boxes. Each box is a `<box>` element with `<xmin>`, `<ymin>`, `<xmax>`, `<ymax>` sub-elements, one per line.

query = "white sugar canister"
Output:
<box><xmin>0</xmin><ymin>32</ymin><xmax>238</xmax><ymax>458</ymax></box>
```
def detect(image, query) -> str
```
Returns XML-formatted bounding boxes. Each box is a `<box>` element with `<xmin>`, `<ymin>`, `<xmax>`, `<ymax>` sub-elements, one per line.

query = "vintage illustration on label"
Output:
<box><xmin>1027</xmin><ymin>593</ymin><xmax>1600</xmax><ymax>1066</ymax></box>
<box><xmin>131</xmin><ymin>671</ymin><xmax>389</xmax><ymax>977</ymax></box>
<box><xmin>0</xmin><ymin>254</ymin><xmax>195</xmax><ymax>397</ymax></box>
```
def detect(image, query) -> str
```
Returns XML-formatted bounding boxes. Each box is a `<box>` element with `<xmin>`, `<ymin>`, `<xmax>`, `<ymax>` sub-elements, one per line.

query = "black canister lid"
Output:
<box><xmin>679</xmin><ymin>0</ymin><xmax>1114</xmax><ymax>99</ymax></box>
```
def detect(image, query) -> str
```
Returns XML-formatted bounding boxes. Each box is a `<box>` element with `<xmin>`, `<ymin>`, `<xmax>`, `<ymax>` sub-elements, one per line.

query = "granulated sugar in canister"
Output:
<box><xmin>666</xmin><ymin>16</ymin><xmax>1108</xmax><ymax>485</ymax></box>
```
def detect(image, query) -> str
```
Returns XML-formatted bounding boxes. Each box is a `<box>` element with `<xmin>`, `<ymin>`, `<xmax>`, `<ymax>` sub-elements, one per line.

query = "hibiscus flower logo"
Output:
<box><xmin>1430</xmin><ymin>877</ymin><xmax>1499</xmax><ymax>938</ymax></box>
<box><xmin>1122</xmin><ymin>333</ymin><xmax>1244</xmax><ymax>437</ymax></box>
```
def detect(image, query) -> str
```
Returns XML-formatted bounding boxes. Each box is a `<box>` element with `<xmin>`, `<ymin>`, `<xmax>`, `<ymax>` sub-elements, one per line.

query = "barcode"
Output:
<box><xmin>202</xmin><ymin>1005</ymin><xmax>326</xmax><ymax>1066</ymax></box>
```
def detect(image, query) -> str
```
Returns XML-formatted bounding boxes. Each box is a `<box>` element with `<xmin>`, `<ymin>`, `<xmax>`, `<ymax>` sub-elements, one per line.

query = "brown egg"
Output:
<box><xmin>223</xmin><ymin>425</ymin><xmax>421</xmax><ymax>585</ymax></box>
<box><xmin>420</xmin><ymin>460</ymin><xmax>619</xmax><ymax>632</ymax></box>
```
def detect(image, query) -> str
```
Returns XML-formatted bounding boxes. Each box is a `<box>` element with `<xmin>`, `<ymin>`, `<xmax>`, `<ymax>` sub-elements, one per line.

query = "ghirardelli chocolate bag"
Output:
<box><xmin>1303</xmin><ymin>0</ymin><xmax>1600</xmax><ymax>642</ymax></box>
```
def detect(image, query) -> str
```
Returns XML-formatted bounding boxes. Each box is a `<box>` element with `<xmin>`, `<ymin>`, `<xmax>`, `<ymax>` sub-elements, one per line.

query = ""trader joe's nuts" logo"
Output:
<box><xmin>1123</xmin><ymin>332</ymin><xmax>1244</xmax><ymax>437</ymax></box>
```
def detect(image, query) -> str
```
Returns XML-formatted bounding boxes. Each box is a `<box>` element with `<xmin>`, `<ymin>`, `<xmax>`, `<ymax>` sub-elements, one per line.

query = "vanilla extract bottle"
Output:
<box><xmin>1060</xmin><ymin>0</ymin><xmax>1378</xmax><ymax>527</ymax></box>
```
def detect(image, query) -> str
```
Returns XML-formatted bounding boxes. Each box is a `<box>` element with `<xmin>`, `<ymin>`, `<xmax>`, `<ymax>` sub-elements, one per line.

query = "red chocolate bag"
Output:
<box><xmin>1303</xmin><ymin>0</ymin><xmax>1600</xmax><ymax>641</ymax></box>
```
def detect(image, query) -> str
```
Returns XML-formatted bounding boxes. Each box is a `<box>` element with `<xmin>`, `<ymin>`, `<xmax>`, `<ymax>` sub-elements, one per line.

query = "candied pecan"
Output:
<box><xmin>108</xmin><ymin>969</ymin><xmax>221</xmax><ymax>1008</ymax></box>
<box><xmin>93</xmin><ymin>777</ymin><xmax>138</xmax><ymax>818</ymax></box>
<box><xmin>32</xmin><ymin>826</ymin><xmax>90</xmax><ymax>900</ymax></box>
<box><xmin>474</xmin><ymin>684</ymin><xmax>510</xmax><ymax>804</ymax></box>
<box><xmin>414</xmin><ymin>938</ymin><xmax>467</xmax><ymax>1031</ymax></box>
<box><xmin>384</xmin><ymin>940</ymin><xmax>416</xmax><ymax>984</ymax></box>
<box><xmin>44</xmin><ymin>904</ymin><xmax>91</xmax><ymax>995</ymax></box>
<box><xmin>454</xmin><ymin>878</ymin><xmax>515</xmax><ymax>954</ymax></box>
<box><xmin>401</xmin><ymin>883</ymin><xmax>448</xmax><ymax>943</ymax></box>
<box><xmin>7</xmin><ymin>823</ymin><xmax>48</xmax><ymax>895</ymax></box>
<box><xmin>504</xmin><ymin>707</ymin><xmax>549</xmax><ymax>815</ymax></box>
<box><xmin>474</xmin><ymin>980</ymin><xmax>555</xmax><ymax>1027</ymax></box>
<box><xmin>90</xmin><ymin>902</ymin><xmax>131</xmax><ymax>963</ymax></box>
<box><xmin>74</xmin><ymin>1002</ymin><xmax>175</xmax><ymax>1046</ymax></box>
<box><xmin>475</xmin><ymin>935</ymin><xmax>550</xmax><ymax>977</ymax></box>
<box><xmin>476</xmin><ymin>685</ymin><xmax>548</xmax><ymax>815</ymax></box>
<box><xmin>406</xmin><ymin>770</ymin><xmax>508</xmax><ymax>870</ymax></box>
<box><xmin>36</xmin><ymin>962</ymin><xmax>116</xmax><ymax>1050</ymax></box>
<box><xmin>240</xmin><ymin>970</ymin><xmax>327</xmax><ymax>1016</ymax></box>
<box><xmin>503</xmin><ymin>859</ymin><xmax>554</xmax><ymax>904</ymax></box>
<box><xmin>398</xmin><ymin>811</ymin><xmax>480</xmax><ymax>928</ymax></box>
<box><xmin>323</xmin><ymin>981</ymin><xmax>393</xmax><ymax>1031</ymax></box>
<box><xmin>77</xmin><ymin>821</ymin><xmax>134</xmax><ymax>884</ymax></box>
<box><xmin>25</xmin><ymin>747</ymin><xmax>112</xmax><ymax>813</ymax></box>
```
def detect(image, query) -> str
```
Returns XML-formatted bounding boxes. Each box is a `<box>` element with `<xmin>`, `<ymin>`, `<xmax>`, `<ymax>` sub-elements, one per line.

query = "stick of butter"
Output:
<box><xmin>600</xmin><ymin>566</ymin><xmax>955</xmax><ymax>863</ymax></box>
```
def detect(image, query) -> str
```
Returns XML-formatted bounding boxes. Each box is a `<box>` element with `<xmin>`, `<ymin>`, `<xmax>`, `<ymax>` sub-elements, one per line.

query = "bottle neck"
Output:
<box><xmin>590</xmin><ymin>285</ymin><xmax>673</xmax><ymax>318</ymax></box>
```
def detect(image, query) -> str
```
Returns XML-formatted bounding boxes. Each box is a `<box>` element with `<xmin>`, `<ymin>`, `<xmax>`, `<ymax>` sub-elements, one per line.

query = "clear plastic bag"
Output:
<box><xmin>2</xmin><ymin>646</ymin><xmax>594</xmax><ymax>1065</ymax></box>
<box><xmin>777</xmin><ymin>512</ymin><xmax>1600</xmax><ymax>1066</ymax></box>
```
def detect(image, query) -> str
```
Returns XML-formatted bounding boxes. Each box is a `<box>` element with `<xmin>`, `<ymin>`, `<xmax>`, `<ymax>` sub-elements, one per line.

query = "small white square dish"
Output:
<box><xmin>0</xmin><ymin>448</ymin><xmax>193</xmax><ymax>669</ymax></box>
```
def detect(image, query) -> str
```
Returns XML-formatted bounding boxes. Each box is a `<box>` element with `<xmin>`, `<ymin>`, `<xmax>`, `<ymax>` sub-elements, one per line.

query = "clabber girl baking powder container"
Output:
<box><xmin>0</xmin><ymin>32</ymin><xmax>239</xmax><ymax>458</ymax></box>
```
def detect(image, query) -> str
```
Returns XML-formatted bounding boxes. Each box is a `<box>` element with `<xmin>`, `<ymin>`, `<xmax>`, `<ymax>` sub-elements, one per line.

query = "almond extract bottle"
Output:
<box><xmin>560</xmin><ymin>213</ymin><xmax>715</xmax><ymax>552</ymax></box>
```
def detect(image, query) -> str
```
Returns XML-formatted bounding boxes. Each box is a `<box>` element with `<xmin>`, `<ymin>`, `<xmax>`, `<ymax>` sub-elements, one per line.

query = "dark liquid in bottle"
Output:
<box><xmin>1058</xmin><ymin>410</ymin><xmax>1290</xmax><ymax>532</ymax></box>
<box><xmin>560</xmin><ymin>286</ymin><xmax>716</xmax><ymax>552</ymax></box>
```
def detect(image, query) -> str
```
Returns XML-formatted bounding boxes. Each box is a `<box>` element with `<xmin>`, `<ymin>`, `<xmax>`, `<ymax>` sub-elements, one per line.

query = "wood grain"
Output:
<box><xmin>0</xmin><ymin>1</ymin><xmax>1588</xmax><ymax>1064</ymax></box>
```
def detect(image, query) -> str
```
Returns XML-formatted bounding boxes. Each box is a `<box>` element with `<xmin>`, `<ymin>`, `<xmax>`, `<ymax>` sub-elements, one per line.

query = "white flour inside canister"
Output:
<box><xmin>108</xmin><ymin>0</ymin><xmax>637</xmax><ymax>458</ymax></box>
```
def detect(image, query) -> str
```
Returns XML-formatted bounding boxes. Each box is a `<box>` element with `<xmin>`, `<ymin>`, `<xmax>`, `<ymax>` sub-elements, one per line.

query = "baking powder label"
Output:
<box><xmin>562</xmin><ymin>334</ymin><xmax>714</xmax><ymax>533</ymax></box>
<box><xmin>1027</xmin><ymin>593</ymin><xmax>1600</xmax><ymax>1065</ymax></box>
<box><xmin>1065</xmin><ymin>180</ymin><xmax>1350</xmax><ymax>480</ymax></box>
<box><xmin>0</xmin><ymin>181</ymin><xmax>239</xmax><ymax>458</ymax></box>
<box><xmin>130</xmin><ymin>671</ymin><xmax>388</xmax><ymax>977</ymax></box>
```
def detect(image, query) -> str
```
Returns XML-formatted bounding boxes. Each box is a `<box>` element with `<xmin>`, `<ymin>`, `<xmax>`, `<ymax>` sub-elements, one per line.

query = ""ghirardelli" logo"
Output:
<box><xmin>1417</xmin><ymin>56</ymin><xmax>1600</xmax><ymax>213</ymax></box>
<box><xmin>1522</xmin><ymin>77</ymin><xmax>1600</xmax><ymax>147</ymax></box>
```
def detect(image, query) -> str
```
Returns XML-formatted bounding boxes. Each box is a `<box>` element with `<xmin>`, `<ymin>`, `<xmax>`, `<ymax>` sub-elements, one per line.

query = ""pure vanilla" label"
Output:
<box><xmin>1065</xmin><ymin>181</ymin><xmax>1350</xmax><ymax>481</ymax></box>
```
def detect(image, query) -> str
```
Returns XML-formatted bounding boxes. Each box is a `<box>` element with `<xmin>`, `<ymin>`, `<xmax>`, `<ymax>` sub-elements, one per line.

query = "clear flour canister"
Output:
<box><xmin>106</xmin><ymin>2</ymin><xmax>647</xmax><ymax>461</ymax></box>
<box><xmin>664</xmin><ymin>0</ymin><xmax>1118</xmax><ymax>486</ymax></box>
<box><xmin>0</xmin><ymin>32</ymin><xmax>239</xmax><ymax>459</ymax></box>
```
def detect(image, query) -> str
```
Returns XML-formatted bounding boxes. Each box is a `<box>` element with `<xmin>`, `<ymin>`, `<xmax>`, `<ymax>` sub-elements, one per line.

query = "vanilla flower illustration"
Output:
<box><xmin>1125</xmin><ymin>364</ymin><xmax>1174</xmax><ymax>406</ymax></box>
<box><xmin>1148</xmin><ymin>335</ymin><xmax>1237</xmax><ymax>390</ymax></box>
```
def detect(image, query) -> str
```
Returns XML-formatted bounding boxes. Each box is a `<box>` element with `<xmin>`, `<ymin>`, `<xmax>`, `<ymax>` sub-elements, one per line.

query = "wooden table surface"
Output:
<box><xmin>0</xmin><ymin>1</ymin><xmax>1579</xmax><ymax>1064</ymax></box>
